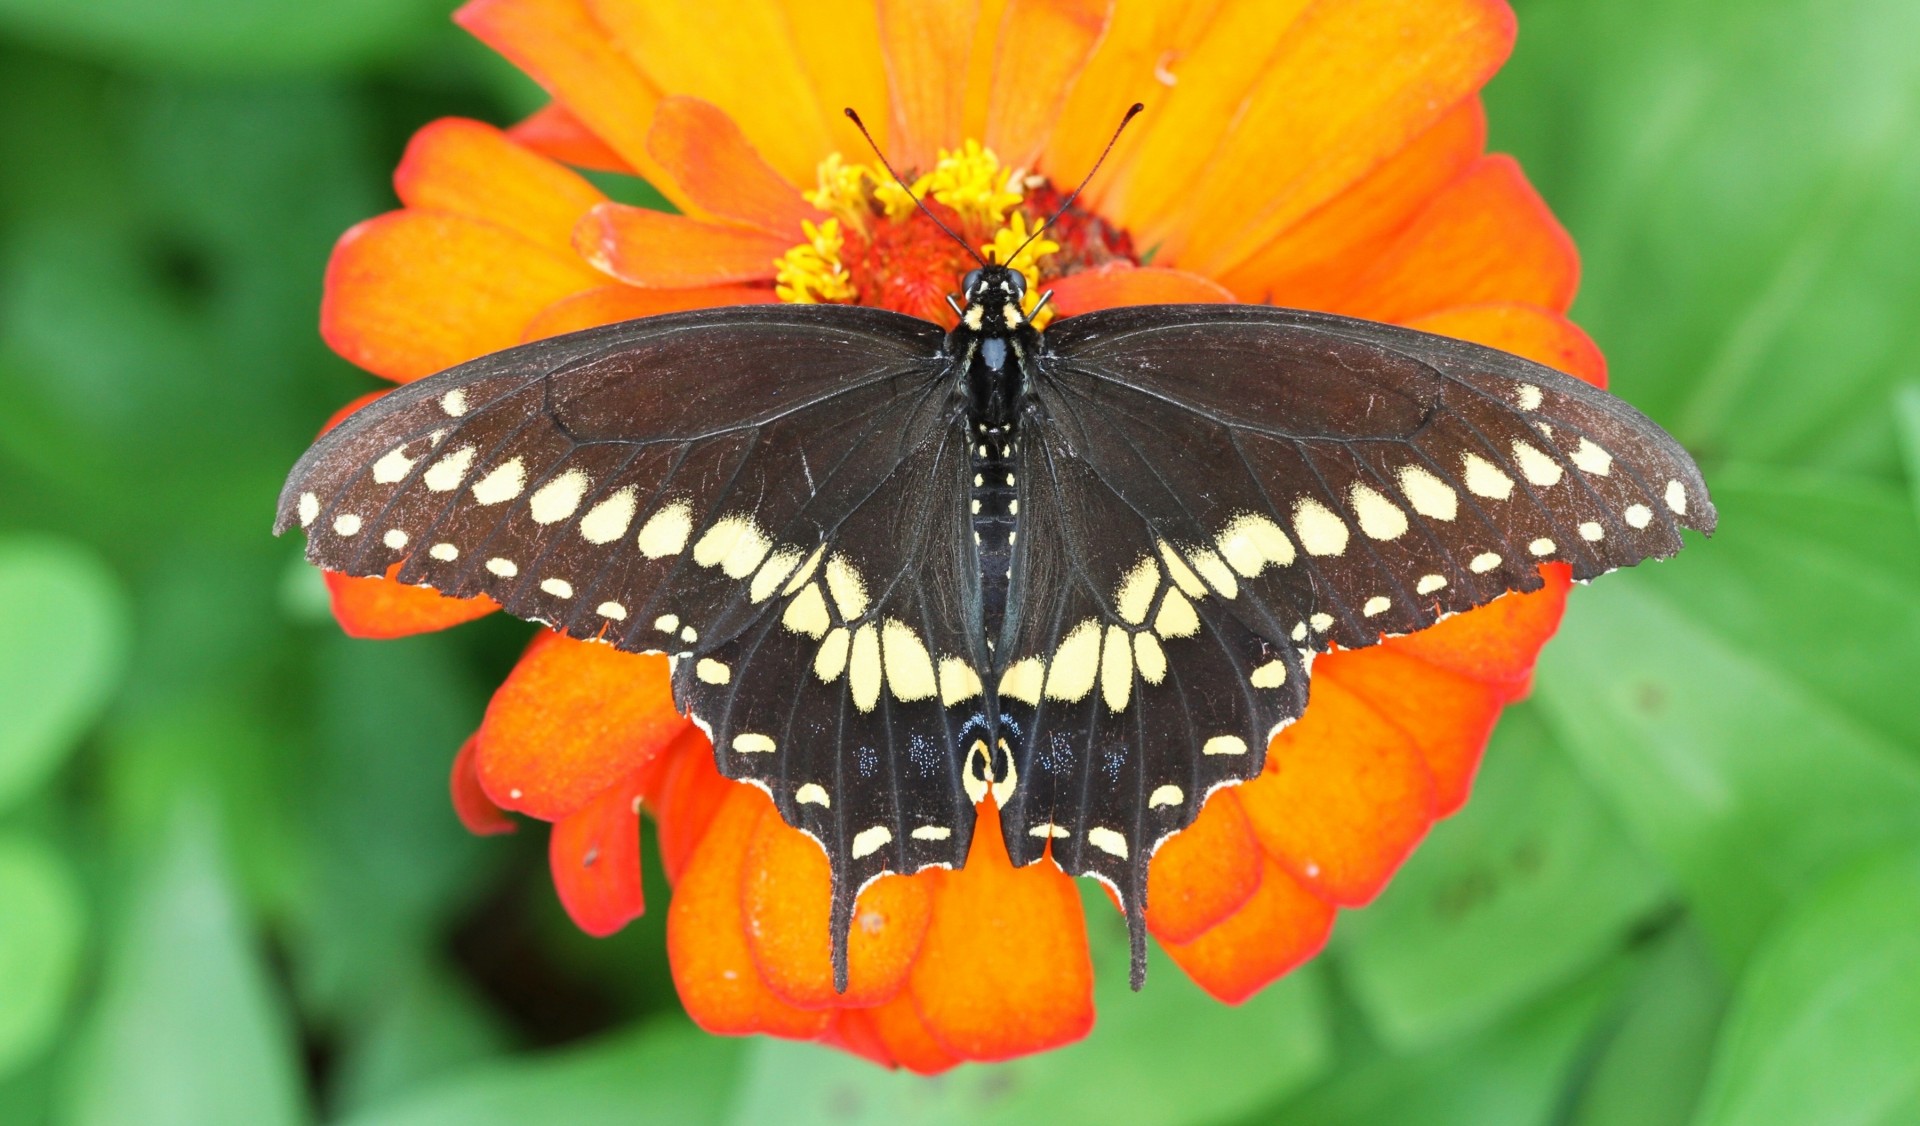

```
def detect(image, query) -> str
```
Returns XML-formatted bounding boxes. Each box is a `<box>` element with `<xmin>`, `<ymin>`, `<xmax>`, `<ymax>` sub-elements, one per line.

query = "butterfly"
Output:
<box><xmin>278</xmin><ymin>109</ymin><xmax>1714</xmax><ymax>990</ymax></box>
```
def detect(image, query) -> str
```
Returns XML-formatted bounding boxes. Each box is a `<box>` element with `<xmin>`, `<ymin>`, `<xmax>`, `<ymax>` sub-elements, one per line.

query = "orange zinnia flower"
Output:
<box><xmin>314</xmin><ymin>0</ymin><xmax>1602</xmax><ymax>1071</ymax></box>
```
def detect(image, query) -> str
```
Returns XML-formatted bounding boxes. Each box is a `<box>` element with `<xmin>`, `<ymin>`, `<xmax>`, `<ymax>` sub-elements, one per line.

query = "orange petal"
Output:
<box><xmin>549</xmin><ymin>769</ymin><xmax>647</xmax><ymax>936</ymax></box>
<box><xmin>781</xmin><ymin>0</ymin><xmax>893</xmax><ymax>159</ymax></box>
<box><xmin>1217</xmin><ymin>97</ymin><xmax>1486</xmax><ymax>304</ymax></box>
<box><xmin>450</xmin><ymin>733</ymin><xmax>516</xmax><ymax>836</ymax></box>
<box><xmin>982</xmin><ymin>0</ymin><xmax>1111</xmax><ymax>170</ymax></box>
<box><xmin>878</xmin><ymin>0</ymin><xmax>978</xmax><ymax>171</ymax></box>
<box><xmin>1159</xmin><ymin>857</ymin><xmax>1335</xmax><ymax>1004</ymax></box>
<box><xmin>1389</xmin><ymin>564</ymin><xmax>1571</xmax><ymax>694</ymax></box>
<box><xmin>907</xmin><ymin>803</ymin><xmax>1094</xmax><ymax>1061</ymax></box>
<box><xmin>521</xmin><ymin>283</ymin><xmax>776</xmax><ymax>341</ymax></box>
<box><xmin>317</xmin><ymin>389</ymin><xmax>389</xmax><ymax>436</ymax></box>
<box><xmin>742</xmin><ymin>818</ymin><xmax>934</xmax><ymax>1009</ymax></box>
<box><xmin>960</xmin><ymin>0</ymin><xmax>1010</xmax><ymax>143</ymax></box>
<box><xmin>454</xmin><ymin>0</ymin><xmax>687</xmax><ymax>209</ymax></box>
<box><xmin>1405</xmin><ymin>302</ymin><xmax>1608</xmax><ymax>388</ymax></box>
<box><xmin>584</xmin><ymin>0</ymin><xmax>833</xmax><ymax>187</ymax></box>
<box><xmin>394</xmin><ymin>117</ymin><xmax>605</xmax><ymax>254</ymax></box>
<box><xmin>1317</xmin><ymin>648</ymin><xmax>1503</xmax><ymax>818</ymax></box>
<box><xmin>1170</xmin><ymin>0</ymin><xmax>1517</xmax><ymax>275</ymax></box>
<box><xmin>475</xmin><ymin>631</ymin><xmax>687</xmax><ymax>822</ymax></box>
<box><xmin>321</xmin><ymin>210</ymin><xmax>605</xmax><ymax>382</ymax></box>
<box><xmin>324</xmin><ymin>564</ymin><xmax>500</xmax><ymax>638</ymax></box>
<box><xmin>647</xmin><ymin>98</ymin><xmax>816</xmax><ymax>240</ymax></box>
<box><xmin>667</xmin><ymin>786</ymin><xmax>831</xmax><ymax>1038</ymax></box>
<box><xmin>574</xmin><ymin>202</ymin><xmax>788</xmax><ymax>288</ymax></box>
<box><xmin>647</xmin><ymin>727</ymin><xmax>735</xmax><ymax>883</ymax></box>
<box><xmin>819</xmin><ymin>1008</ymin><xmax>897</xmax><ymax>1068</ymax></box>
<box><xmin>507</xmin><ymin>101</ymin><xmax>637</xmax><ymax>175</ymax></box>
<box><xmin>1335</xmin><ymin>155</ymin><xmax>1580</xmax><ymax>323</ymax></box>
<box><xmin>1236</xmin><ymin>675</ymin><xmax>1436</xmax><ymax>904</ymax></box>
<box><xmin>1145</xmin><ymin>789</ymin><xmax>1263</xmax><ymax>944</ymax></box>
<box><xmin>866</xmin><ymin>986</ymin><xmax>962</xmax><ymax>1075</ymax></box>
<box><xmin>1047</xmin><ymin>262</ymin><xmax>1235</xmax><ymax>317</ymax></box>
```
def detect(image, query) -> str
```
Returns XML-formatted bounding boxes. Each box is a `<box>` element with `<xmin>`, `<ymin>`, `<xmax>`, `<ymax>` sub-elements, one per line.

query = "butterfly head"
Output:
<box><xmin>959</xmin><ymin>263</ymin><xmax>1029</xmax><ymax>333</ymax></box>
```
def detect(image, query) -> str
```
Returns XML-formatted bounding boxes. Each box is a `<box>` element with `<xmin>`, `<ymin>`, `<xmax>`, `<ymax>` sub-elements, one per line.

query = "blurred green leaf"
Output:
<box><xmin>1565</xmin><ymin>925</ymin><xmax>1727</xmax><ymax>1126</ymax></box>
<box><xmin>0</xmin><ymin>536</ymin><xmax>129</xmax><ymax>810</ymax></box>
<box><xmin>61</xmin><ymin>802</ymin><xmax>309</xmax><ymax>1126</ymax></box>
<box><xmin>1338</xmin><ymin>704</ymin><xmax>1667</xmax><ymax>1047</ymax></box>
<box><xmin>329</xmin><ymin>961</ymin><xmax>511</xmax><ymax>1118</ymax></box>
<box><xmin>1493</xmin><ymin>0</ymin><xmax>1920</xmax><ymax>477</ymax></box>
<box><xmin>728</xmin><ymin>910</ymin><xmax>1327</xmax><ymax>1126</ymax></box>
<box><xmin>1536</xmin><ymin>471</ymin><xmax>1920</xmax><ymax>966</ymax></box>
<box><xmin>337</xmin><ymin>1019</ymin><xmax>739</xmax><ymax>1126</ymax></box>
<box><xmin>0</xmin><ymin>0</ymin><xmax>459</xmax><ymax>76</ymax></box>
<box><xmin>1896</xmin><ymin>384</ymin><xmax>1920</xmax><ymax>521</ymax></box>
<box><xmin>0</xmin><ymin>834</ymin><xmax>86</xmax><ymax>1079</ymax></box>
<box><xmin>1691</xmin><ymin>845</ymin><xmax>1920</xmax><ymax>1126</ymax></box>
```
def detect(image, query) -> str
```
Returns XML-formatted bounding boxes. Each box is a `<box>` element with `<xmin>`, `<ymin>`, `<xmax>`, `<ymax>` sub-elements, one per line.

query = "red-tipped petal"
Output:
<box><xmin>508</xmin><ymin>101</ymin><xmax>637</xmax><ymax>175</ymax></box>
<box><xmin>1389</xmin><ymin>565</ymin><xmax>1571</xmax><ymax>695</ymax></box>
<box><xmin>324</xmin><ymin>564</ymin><xmax>500</xmax><ymax>639</ymax></box>
<box><xmin>648</xmin><ymin>96</ymin><xmax>816</xmax><ymax>240</ymax></box>
<box><xmin>646</xmin><ymin>728</ymin><xmax>735</xmax><ymax>883</ymax></box>
<box><xmin>1319</xmin><ymin>648</ymin><xmax>1504</xmax><ymax>819</ymax></box>
<box><xmin>866</xmin><ymin>986</ymin><xmax>961</xmax><ymax>1075</ymax></box>
<box><xmin>1146</xmin><ymin>788</ymin><xmax>1264</xmax><ymax>945</ymax></box>
<box><xmin>394</xmin><ymin>117</ymin><xmax>605</xmax><ymax>254</ymax></box>
<box><xmin>1405</xmin><ymin>302</ymin><xmax>1608</xmax><ymax>388</ymax></box>
<box><xmin>450</xmin><ymin>734</ymin><xmax>516</xmax><ymax>836</ymax></box>
<box><xmin>574</xmin><ymin>202</ymin><xmax>788</xmax><ymax>288</ymax></box>
<box><xmin>1160</xmin><ymin>857</ymin><xmax>1335</xmax><ymax>1004</ymax></box>
<box><xmin>550</xmin><ymin>771</ymin><xmax>647</xmax><ymax>936</ymax></box>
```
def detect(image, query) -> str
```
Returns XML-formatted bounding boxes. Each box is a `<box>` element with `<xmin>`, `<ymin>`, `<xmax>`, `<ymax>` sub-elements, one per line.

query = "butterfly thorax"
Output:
<box><xmin>950</xmin><ymin>265</ymin><xmax>1038</xmax><ymax>641</ymax></box>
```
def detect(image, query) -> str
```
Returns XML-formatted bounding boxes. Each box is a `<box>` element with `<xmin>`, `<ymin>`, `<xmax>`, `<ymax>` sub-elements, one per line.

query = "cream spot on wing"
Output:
<box><xmin>848</xmin><ymin>623</ymin><xmax>882</xmax><ymax>712</ymax></box>
<box><xmin>471</xmin><ymin>457</ymin><xmax>526</xmax><ymax>505</ymax></box>
<box><xmin>851</xmin><ymin>825</ymin><xmax>892</xmax><ymax>859</ymax></box>
<box><xmin>1157</xmin><ymin>541</ymin><xmax>1207</xmax><ymax>596</ymax></box>
<box><xmin>1132</xmin><ymin>632</ymin><xmax>1167</xmax><ymax>684</ymax></box>
<box><xmin>429</xmin><ymin>542</ymin><xmax>458</xmax><ymax>561</ymax></box>
<box><xmin>1512</xmin><ymin>441</ymin><xmax>1564</xmax><ymax>487</ymax></box>
<box><xmin>1572</xmin><ymin>438</ymin><xmax>1613</xmax><ymax>476</ymax></box>
<box><xmin>1397</xmin><ymin>464</ymin><xmax>1458</xmax><ymax>520</ymax></box>
<box><xmin>795</xmin><ymin>783</ymin><xmax>829</xmax><ymax>807</ymax></box>
<box><xmin>636</xmin><ymin>501</ymin><xmax>694</xmax><ymax>557</ymax></box>
<box><xmin>1469</xmin><ymin>552</ymin><xmax>1502</xmax><ymax>573</ymax></box>
<box><xmin>1625</xmin><ymin>503</ymin><xmax>1653</xmax><ymax>529</ymax></box>
<box><xmin>1462</xmin><ymin>453</ymin><xmax>1514</xmax><ymax>500</ymax></box>
<box><xmin>749</xmin><ymin>548</ymin><xmax>804</xmax><ymax>603</ymax></box>
<box><xmin>597</xmin><ymin>601</ymin><xmax>626</xmax><ymax>620</ymax></box>
<box><xmin>486</xmin><ymin>557</ymin><xmax>518</xmax><ymax>578</ymax></box>
<box><xmin>696</xmin><ymin>658</ymin><xmax>730</xmax><ymax>685</ymax></box>
<box><xmin>1101</xmin><ymin>625</ymin><xmax>1133</xmax><ymax>712</ymax></box>
<box><xmin>297</xmin><ymin>492</ymin><xmax>319</xmax><ymax>526</ymax></box>
<box><xmin>1350</xmin><ymin>483</ymin><xmax>1408</xmax><ymax>541</ymax></box>
<box><xmin>440</xmin><ymin>389</ymin><xmax>468</xmax><ymax>417</ymax></box>
<box><xmin>332</xmin><ymin>513</ymin><xmax>362</xmax><ymax>536</ymax></box>
<box><xmin>1148</xmin><ymin>784</ymin><xmax>1184</xmax><ymax>809</ymax></box>
<box><xmin>654</xmin><ymin>614</ymin><xmax>679</xmax><ymax>633</ymax></box>
<box><xmin>423</xmin><ymin>445</ymin><xmax>476</xmax><ymax>492</ymax></box>
<box><xmin>782</xmin><ymin>582</ymin><xmax>830</xmax><ymax>638</ymax></box>
<box><xmin>1217</xmin><ymin>512</ymin><xmax>1294</xmax><ymax>576</ymax></box>
<box><xmin>1203</xmin><ymin>735</ymin><xmax>1247</xmax><ymax>756</ymax></box>
<box><xmin>1310</xmin><ymin>612</ymin><xmax>1334</xmax><ymax>633</ymax></box>
<box><xmin>1044</xmin><ymin>619</ymin><xmax>1102</xmax><ymax>703</ymax></box>
<box><xmin>939</xmin><ymin>657</ymin><xmax>982</xmax><ymax>705</ymax></box>
<box><xmin>1665</xmin><ymin>480</ymin><xmax>1688</xmax><ymax>515</ymax></box>
<box><xmin>998</xmin><ymin>657</ymin><xmax>1045</xmax><ymax>705</ymax></box>
<box><xmin>814</xmin><ymin>627</ymin><xmax>850</xmax><ymax>682</ymax></box>
<box><xmin>733</xmin><ymin>733</ymin><xmax>775</xmax><ymax>754</ymax></box>
<box><xmin>781</xmin><ymin>544</ymin><xmax>825</xmax><ymax>595</ymax></box>
<box><xmin>540</xmin><ymin>577</ymin><xmax>573</xmax><ymax>598</ymax></box>
<box><xmin>1515</xmin><ymin>383</ymin><xmax>1543</xmax><ymax>411</ymax></box>
<box><xmin>1293</xmin><ymin>497</ymin><xmax>1350</xmax><ymax>556</ymax></box>
<box><xmin>680</xmin><ymin>625</ymin><xmax>698</xmax><ymax>643</ymax></box>
<box><xmin>825</xmin><ymin>553</ymin><xmax>869</xmax><ymax>620</ymax></box>
<box><xmin>1185</xmin><ymin>547</ymin><xmax>1239</xmax><ymax>599</ymax></box>
<box><xmin>1250</xmin><ymin>660</ymin><xmax>1287</xmax><ymax>688</ymax></box>
<box><xmin>371</xmin><ymin>446</ymin><xmax>415</xmax><ymax>484</ymax></box>
<box><xmin>1291</xmin><ymin>622</ymin><xmax>1308</xmax><ymax>641</ymax></box>
<box><xmin>881</xmin><ymin>619</ymin><xmax>938</xmax><ymax>702</ymax></box>
<box><xmin>911</xmin><ymin>825</ymin><xmax>951</xmax><ymax>841</ymax></box>
<box><xmin>1114</xmin><ymin>557</ymin><xmax>1158</xmax><ymax>625</ymax></box>
<box><xmin>692</xmin><ymin>514</ymin><xmax>763</xmax><ymax>575</ymax></box>
<box><xmin>1579</xmin><ymin>521</ymin><xmax>1604</xmax><ymax>542</ymax></box>
<box><xmin>383</xmin><ymin>529</ymin><xmax>408</xmax><ymax>549</ymax></box>
<box><xmin>1363</xmin><ymin>595</ymin><xmax>1391</xmax><ymax>617</ymax></box>
<box><xmin>1087</xmin><ymin>827</ymin><xmax>1129</xmax><ymax>859</ymax></box>
<box><xmin>1529</xmin><ymin>538</ymin><xmax>1556</xmax><ymax>556</ymax></box>
<box><xmin>1030</xmin><ymin>822</ymin><xmax>1070</xmax><ymax>839</ymax></box>
<box><xmin>1416</xmin><ymin>574</ymin><xmax>1447</xmax><ymax>595</ymax></box>
<box><xmin>1153</xmin><ymin>588</ymin><xmax>1200</xmax><ymax>639</ymax></box>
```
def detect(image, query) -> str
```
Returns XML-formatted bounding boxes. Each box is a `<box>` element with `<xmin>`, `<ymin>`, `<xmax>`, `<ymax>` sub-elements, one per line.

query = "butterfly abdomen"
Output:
<box><xmin>970</xmin><ymin>423</ymin><xmax>1019</xmax><ymax>641</ymax></box>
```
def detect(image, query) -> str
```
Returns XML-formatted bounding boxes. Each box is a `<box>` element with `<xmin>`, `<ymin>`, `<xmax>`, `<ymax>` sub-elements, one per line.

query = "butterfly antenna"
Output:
<box><xmin>843</xmin><ymin>108</ymin><xmax>988</xmax><ymax>268</ymax></box>
<box><xmin>1012</xmin><ymin>102</ymin><xmax>1144</xmax><ymax>262</ymax></box>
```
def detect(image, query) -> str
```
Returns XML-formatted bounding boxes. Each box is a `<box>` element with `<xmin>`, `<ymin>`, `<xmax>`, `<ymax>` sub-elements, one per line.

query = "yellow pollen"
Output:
<box><xmin>983</xmin><ymin>212</ymin><xmax>1060</xmax><ymax>329</ymax></box>
<box><xmin>773</xmin><ymin>218</ymin><xmax>856</xmax><ymax>305</ymax></box>
<box><xmin>803</xmin><ymin>153</ymin><xmax>878</xmax><ymax>232</ymax></box>
<box><xmin>873</xmin><ymin>139</ymin><xmax>1024</xmax><ymax>228</ymax></box>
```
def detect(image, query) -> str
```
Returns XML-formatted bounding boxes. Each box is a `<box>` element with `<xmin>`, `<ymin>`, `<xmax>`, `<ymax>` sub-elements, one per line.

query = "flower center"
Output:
<box><xmin>774</xmin><ymin>141</ymin><xmax>1136</xmax><ymax>328</ymax></box>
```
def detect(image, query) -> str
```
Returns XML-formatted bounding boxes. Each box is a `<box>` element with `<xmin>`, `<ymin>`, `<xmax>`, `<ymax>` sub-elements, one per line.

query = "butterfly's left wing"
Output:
<box><xmin>998</xmin><ymin>304</ymin><xmax>1715</xmax><ymax>984</ymax></box>
<box><xmin>275</xmin><ymin>307</ymin><xmax>992</xmax><ymax>985</ymax></box>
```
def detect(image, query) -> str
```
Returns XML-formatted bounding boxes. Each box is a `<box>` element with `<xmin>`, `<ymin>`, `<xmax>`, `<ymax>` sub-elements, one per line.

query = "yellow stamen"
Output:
<box><xmin>983</xmin><ymin>212</ymin><xmax>1060</xmax><ymax>329</ymax></box>
<box><xmin>774</xmin><ymin>219</ymin><xmax>856</xmax><ymax>305</ymax></box>
<box><xmin>803</xmin><ymin>154</ymin><xmax>877</xmax><ymax>233</ymax></box>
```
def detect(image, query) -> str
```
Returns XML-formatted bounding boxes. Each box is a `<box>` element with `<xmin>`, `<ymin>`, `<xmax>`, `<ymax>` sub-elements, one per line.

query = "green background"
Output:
<box><xmin>3</xmin><ymin>0</ymin><xmax>1919</xmax><ymax>1121</ymax></box>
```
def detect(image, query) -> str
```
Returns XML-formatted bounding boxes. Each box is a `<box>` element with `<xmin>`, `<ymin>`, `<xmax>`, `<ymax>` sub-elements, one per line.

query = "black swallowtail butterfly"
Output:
<box><xmin>278</xmin><ymin>111</ymin><xmax>1713</xmax><ymax>990</ymax></box>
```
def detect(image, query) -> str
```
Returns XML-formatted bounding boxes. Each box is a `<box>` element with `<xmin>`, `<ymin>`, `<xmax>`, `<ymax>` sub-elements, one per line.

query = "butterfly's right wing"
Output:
<box><xmin>275</xmin><ymin>306</ymin><xmax>992</xmax><ymax>981</ymax></box>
